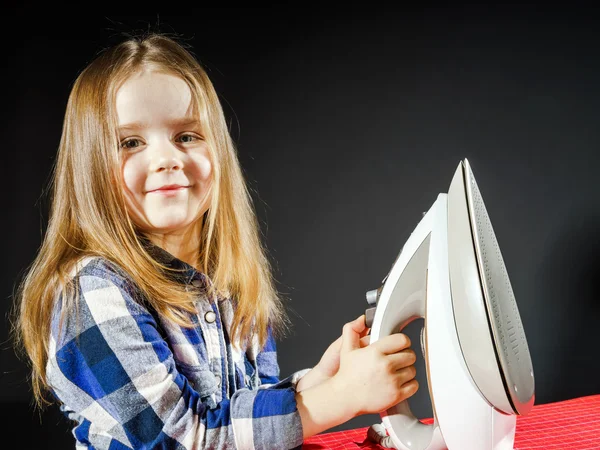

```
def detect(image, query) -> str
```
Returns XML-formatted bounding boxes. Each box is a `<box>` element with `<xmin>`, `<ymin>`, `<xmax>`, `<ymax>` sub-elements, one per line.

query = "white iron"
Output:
<box><xmin>365</xmin><ymin>158</ymin><xmax>535</xmax><ymax>450</ymax></box>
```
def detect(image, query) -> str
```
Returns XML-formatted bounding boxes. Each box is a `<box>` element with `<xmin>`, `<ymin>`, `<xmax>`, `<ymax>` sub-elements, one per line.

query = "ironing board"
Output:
<box><xmin>302</xmin><ymin>394</ymin><xmax>600</xmax><ymax>449</ymax></box>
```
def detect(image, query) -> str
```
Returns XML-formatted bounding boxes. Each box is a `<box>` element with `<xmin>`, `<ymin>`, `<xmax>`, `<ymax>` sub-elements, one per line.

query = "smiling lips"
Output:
<box><xmin>148</xmin><ymin>184</ymin><xmax>189</xmax><ymax>196</ymax></box>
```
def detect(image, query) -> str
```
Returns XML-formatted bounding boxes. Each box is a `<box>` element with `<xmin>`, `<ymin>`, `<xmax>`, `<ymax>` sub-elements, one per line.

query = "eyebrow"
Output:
<box><xmin>118</xmin><ymin>117</ymin><xmax>201</xmax><ymax>131</ymax></box>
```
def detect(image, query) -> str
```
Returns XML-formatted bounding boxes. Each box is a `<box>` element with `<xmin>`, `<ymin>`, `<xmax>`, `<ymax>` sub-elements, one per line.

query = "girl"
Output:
<box><xmin>13</xmin><ymin>32</ymin><xmax>418</xmax><ymax>449</ymax></box>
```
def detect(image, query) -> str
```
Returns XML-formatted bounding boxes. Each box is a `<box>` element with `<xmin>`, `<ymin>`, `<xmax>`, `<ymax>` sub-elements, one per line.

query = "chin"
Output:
<box><xmin>155</xmin><ymin>223</ymin><xmax>195</xmax><ymax>234</ymax></box>
<box><xmin>142</xmin><ymin>216</ymin><xmax>194</xmax><ymax>232</ymax></box>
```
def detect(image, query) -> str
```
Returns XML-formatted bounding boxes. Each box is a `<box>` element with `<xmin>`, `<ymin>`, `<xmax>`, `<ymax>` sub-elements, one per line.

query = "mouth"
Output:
<box><xmin>148</xmin><ymin>185</ymin><xmax>190</xmax><ymax>194</ymax></box>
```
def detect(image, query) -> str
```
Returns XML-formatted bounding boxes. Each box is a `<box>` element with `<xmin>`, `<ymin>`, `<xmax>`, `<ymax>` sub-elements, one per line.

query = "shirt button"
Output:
<box><xmin>205</xmin><ymin>311</ymin><xmax>216</xmax><ymax>323</ymax></box>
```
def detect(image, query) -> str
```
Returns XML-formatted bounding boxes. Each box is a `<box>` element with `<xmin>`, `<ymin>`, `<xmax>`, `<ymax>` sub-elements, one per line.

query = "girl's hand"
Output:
<box><xmin>296</xmin><ymin>315</ymin><xmax>370</xmax><ymax>392</ymax></box>
<box><xmin>332</xmin><ymin>315</ymin><xmax>419</xmax><ymax>416</ymax></box>
<box><xmin>296</xmin><ymin>314</ymin><xmax>371</xmax><ymax>392</ymax></box>
<box><xmin>315</xmin><ymin>315</ymin><xmax>371</xmax><ymax>379</ymax></box>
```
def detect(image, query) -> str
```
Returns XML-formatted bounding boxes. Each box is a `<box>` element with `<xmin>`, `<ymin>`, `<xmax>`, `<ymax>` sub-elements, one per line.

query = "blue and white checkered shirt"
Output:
<box><xmin>46</xmin><ymin>245</ymin><xmax>310</xmax><ymax>449</ymax></box>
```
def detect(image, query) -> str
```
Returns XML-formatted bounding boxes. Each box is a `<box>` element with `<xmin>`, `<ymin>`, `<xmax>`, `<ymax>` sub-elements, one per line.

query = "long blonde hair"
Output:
<box><xmin>11</xmin><ymin>32</ymin><xmax>290</xmax><ymax>408</ymax></box>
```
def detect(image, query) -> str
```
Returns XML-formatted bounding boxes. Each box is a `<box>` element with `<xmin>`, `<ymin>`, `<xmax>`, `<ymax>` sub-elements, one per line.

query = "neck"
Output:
<box><xmin>146</xmin><ymin>218</ymin><xmax>203</xmax><ymax>269</ymax></box>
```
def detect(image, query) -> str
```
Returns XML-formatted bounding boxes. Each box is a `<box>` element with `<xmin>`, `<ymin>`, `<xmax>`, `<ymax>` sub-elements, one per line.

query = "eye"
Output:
<box><xmin>176</xmin><ymin>133</ymin><xmax>202</xmax><ymax>143</ymax></box>
<box><xmin>120</xmin><ymin>138</ymin><xmax>142</xmax><ymax>150</ymax></box>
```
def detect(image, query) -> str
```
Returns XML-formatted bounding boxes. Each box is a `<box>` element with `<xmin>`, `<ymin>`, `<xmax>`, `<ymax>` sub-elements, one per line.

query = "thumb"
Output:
<box><xmin>341</xmin><ymin>314</ymin><xmax>367</xmax><ymax>353</ymax></box>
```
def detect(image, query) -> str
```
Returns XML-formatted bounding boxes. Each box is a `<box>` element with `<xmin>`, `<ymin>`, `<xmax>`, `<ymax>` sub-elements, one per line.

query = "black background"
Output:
<box><xmin>3</xmin><ymin>8</ymin><xmax>599</xmax><ymax>448</ymax></box>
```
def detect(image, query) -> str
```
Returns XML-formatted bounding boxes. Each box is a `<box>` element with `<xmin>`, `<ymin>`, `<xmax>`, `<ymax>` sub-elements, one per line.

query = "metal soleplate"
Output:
<box><xmin>460</xmin><ymin>159</ymin><xmax>535</xmax><ymax>414</ymax></box>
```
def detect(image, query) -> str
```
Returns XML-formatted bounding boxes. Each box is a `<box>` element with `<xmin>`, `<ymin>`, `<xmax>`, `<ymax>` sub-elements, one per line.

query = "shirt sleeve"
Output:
<box><xmin>46</xmin><ymin>262</ymin><xmax>305</xmax><ymax>450</ymax></box>
<box><xmin>255</xmin><ymin>324</ymin><xmax>311</xmax><ymax>390</ymax></box>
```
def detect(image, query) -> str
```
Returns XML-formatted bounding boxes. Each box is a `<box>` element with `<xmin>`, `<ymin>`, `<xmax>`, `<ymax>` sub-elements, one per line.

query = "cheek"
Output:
<box><xmin>199</xmin><ymin>158</ymin><xmax>212</xmax><ymax>181</ymax></box>
<box><xmin>121</xmin><ymin>156</ymin><xmax>148</xmax><ymax>222</ymax></box>
<box><xmin>191</xmin><ymin>154</ymin><xmax>213</xmax><ymax>183</ymax></box>
<box><xmin>122</xmin><ymin>156</ymin><xmax>146</xmax><ymax>195</ymax></box>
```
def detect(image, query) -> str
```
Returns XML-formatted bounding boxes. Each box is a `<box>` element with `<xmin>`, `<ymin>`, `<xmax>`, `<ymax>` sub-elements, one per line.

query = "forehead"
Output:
<box><xmin>115</xmin><ymin>70</ymin><xmax>195</xmax><ymax>127</ymax></box>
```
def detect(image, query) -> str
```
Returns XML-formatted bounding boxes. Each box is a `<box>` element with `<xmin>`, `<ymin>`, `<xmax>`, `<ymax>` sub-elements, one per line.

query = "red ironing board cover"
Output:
<box><xmin>302</xmin><ymin>393</ymin><xmax>600</xmax><ymax>449</ymax></box>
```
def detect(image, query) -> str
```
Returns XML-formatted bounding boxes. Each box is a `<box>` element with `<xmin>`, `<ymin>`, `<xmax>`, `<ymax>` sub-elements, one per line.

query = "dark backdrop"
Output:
<box><xmin>3</xmin><ymin>8</ymin><xmax>599</xmax><ymax>448</ymax></box>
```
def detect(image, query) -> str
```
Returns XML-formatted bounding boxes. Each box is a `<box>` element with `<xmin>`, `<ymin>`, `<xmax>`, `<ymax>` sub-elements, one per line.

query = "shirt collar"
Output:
<box><xmin>141</xmin><ymin>238</ymin><xmax>208</xmax><ymax>288</ymax></box>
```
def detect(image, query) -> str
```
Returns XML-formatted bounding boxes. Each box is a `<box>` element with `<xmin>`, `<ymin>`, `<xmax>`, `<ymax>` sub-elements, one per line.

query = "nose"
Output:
<box><xmin>149</xmin><ymin>140</ymin><xmax>184</xmax><ymax>173</ymax></box>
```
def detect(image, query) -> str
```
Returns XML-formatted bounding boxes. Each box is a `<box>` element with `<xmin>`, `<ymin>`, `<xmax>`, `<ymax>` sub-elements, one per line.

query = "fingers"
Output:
<box><xmin>359</xmin><ymin>335</ymin><xmax>370</xmax><ymax>348</ymax></box>
<box><xmin>359</xmin><ymin>324</ymin><xmax>371</xmax><ymax>339</ymax></box>
<box><xmin>341</xmin><ymin>315</ymin><xmax>367</xmax><ymax>353</ymax></box>
<box><xmin>372</xmin><ymin>332</ymin><xmax>412</xmax><ymax>355</ymax></box>
<box><xmin>386</xmin><ymin>349</ymin><xmax>417</xmax><ymax>372</ymax></box>
<box><xmin>400</xmin><ymin>379</ymin><xmax>419</xmax><ymax>396</ymax></box>
<box><xmin>385</xmin><ymin>349</ymin><xmax>419</xmax><ymax>399</ymax></box>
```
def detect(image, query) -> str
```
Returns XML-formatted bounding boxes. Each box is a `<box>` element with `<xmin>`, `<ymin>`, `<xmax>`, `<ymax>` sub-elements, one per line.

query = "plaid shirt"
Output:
<box><xmin>46</xmin><ymin>245</ymin><xmax>310</xmax><ymax>449</ymax></box>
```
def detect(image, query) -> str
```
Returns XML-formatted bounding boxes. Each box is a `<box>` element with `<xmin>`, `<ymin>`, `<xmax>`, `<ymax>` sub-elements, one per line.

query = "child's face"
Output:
<box><xmin>116</xmin><ymin>70</ymin><xmax>213</xmax><ymax>238</ymax></box>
